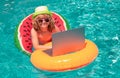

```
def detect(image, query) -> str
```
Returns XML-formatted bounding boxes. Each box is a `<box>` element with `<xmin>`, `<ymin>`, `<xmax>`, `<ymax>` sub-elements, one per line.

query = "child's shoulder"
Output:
<box><xmin>54</xmin><ymin>26</ymin><xmax>60</xmax><ymax>32</ymax></box>
<box><xmin>31</xmin><ymin>28</ymin><xmax>37</xmax><ymax>34</ymax></box>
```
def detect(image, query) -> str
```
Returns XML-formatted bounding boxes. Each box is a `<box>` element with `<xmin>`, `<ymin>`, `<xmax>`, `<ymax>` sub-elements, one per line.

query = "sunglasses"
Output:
<box><xmin>38</xmin><ymin>18</ymin><xmax>50</xmax><ymax>23</ymax></box>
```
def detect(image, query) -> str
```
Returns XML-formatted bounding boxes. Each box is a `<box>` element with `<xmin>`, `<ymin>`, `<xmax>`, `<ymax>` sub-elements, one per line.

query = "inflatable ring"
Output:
<box><xmin>31</xmin><ymin>39</ymin><xmax>98</xmax><ymax>71</ymax></box>
<box><xmin>14</xmin><ymin>12</ymin><xmax>70</xmax><ymax>55</ymax></box>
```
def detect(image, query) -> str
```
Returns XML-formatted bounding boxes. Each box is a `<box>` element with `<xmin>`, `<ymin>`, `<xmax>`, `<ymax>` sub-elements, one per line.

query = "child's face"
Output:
<box><xmin>35</xmin><ymin>14</ymin><xmax>50</xmax><ymax>28</ymax></box>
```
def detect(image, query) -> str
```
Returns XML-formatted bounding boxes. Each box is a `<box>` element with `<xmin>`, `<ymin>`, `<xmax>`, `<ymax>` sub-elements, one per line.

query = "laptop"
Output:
<box><xmin>44</xmin><ymin>27</ymin><xmax>85</xmax><ymax>56</ymax></box>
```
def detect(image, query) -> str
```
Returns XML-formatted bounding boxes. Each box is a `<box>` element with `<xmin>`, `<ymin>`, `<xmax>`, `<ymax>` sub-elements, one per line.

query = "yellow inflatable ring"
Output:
<box><xmin>30</xmin><ymin>39</ymin><xmax>98</xmax><ymax>71</ymax></box>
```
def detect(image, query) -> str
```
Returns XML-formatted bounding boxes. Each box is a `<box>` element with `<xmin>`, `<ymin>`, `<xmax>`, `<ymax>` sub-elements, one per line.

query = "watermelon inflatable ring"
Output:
<box><xmin>14</xmin><ymin>12</ymin><xmax>70</xmax><ymax>56</ymax></box>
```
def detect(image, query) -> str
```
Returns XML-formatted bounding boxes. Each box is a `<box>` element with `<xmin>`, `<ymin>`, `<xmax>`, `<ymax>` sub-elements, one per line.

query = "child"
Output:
<box><xmin>31</xmin><ymin>6</ymin><xmax>60</xmax><ymax>50</ymax></box>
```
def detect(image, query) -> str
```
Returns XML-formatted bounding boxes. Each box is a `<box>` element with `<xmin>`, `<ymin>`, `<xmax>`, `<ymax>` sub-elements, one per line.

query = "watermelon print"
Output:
<box><xmin>14</xmin><ymin>12</ymin><xmax>70</xmax><ymax>56</ymax></box>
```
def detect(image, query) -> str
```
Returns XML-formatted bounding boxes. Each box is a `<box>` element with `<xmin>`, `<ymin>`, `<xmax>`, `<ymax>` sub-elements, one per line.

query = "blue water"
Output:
<box><xmin>0</xmin><ymin>0</ymin><xmax>120</xmax><ymax>78</ymax></box>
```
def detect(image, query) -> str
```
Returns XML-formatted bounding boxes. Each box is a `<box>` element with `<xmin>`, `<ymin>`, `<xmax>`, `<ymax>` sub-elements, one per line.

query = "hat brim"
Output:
<box><xmin>32</xmin><ymin>11</ymin><xmax>52</xmax><ymax>19</ymax></box>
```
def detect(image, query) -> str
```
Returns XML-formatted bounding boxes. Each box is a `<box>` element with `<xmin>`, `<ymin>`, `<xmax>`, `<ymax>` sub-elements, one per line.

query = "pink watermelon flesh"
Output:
<box><xmin>19</xmin><ymin>15</ymin><xmax>33</xmax><ymax>53</ymax></box>
<box><xmin>52</xmin><ymin>13</ymin><xmax>66</xmax><ymax>31</ymax></box>
<box><xmin>17</xmin><ymin>12</ymin><xmax>68</xmax><ymax>54</ymax></box>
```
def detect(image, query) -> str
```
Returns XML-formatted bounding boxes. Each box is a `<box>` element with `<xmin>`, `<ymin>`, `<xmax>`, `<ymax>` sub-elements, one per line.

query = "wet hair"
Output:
<box><xmin>32</xmin><ymin>14</ymin><xmax>55</xmax><ymax>32</ymax></box>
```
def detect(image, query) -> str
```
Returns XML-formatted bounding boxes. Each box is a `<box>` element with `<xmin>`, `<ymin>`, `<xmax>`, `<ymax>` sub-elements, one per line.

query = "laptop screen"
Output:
<box><xmin>52</xmin><ymin>27</ymin><xmax>85</xmax><ymax>56</ymax></box>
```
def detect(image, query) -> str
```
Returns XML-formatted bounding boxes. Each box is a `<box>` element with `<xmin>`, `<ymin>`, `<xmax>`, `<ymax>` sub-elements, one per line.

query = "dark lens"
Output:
<box><xmin>38</xmin><ymin>19</ymin><xmax>43</xmax><ymax>23</ymax></box>
<box><xmin>45</xmin><ymin>18</ymin><xmax>49</xmax><ymax>22</ymax></box>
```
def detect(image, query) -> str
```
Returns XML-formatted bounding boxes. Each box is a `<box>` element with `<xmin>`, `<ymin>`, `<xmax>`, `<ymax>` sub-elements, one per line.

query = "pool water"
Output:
<box><xmin>0</xmin><ymin>0</ymin><xmax>120</xmax><ymax>78</ymax></box>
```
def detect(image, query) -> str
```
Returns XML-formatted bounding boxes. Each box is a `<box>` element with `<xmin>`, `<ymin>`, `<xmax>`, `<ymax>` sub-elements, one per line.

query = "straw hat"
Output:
<box><xmin>32</xmin><ymin>6</ymin><xmax>51</xmax><ymax>18</ymax></box>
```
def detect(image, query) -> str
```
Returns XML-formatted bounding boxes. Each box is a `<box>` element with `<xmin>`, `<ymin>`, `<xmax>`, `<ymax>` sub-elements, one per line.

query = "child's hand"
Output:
<box><xmin>47</xmin><ymin>46</ymin><xmax>52</xmax><ymax>49</ymax></box>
